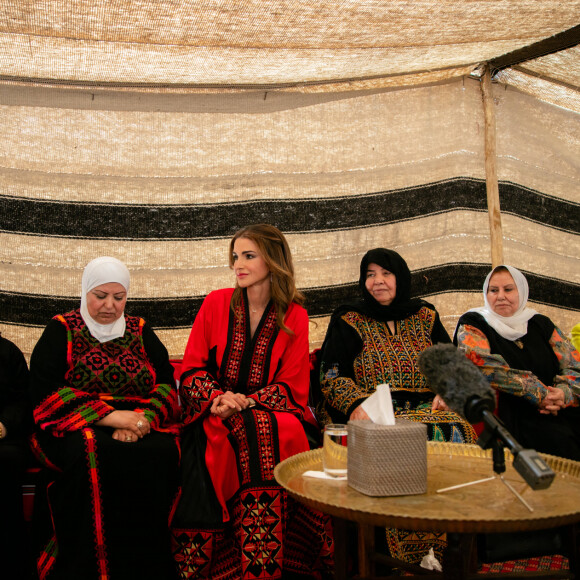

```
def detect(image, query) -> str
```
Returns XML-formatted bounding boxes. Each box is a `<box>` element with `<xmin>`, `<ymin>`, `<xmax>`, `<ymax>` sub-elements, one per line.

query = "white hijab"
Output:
<box><xmin>469</xmin><ymin>265</ymin><xmax>537</xmax><ymax>341</ymax></box>
<box><xmin>80</xmin><ymin>257</ymin><xmax>130</xmax><ymax>343</ymax></box>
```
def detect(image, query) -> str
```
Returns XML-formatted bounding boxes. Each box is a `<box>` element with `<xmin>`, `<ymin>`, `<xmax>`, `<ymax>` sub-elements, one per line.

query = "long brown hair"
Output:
<box><xmin>229</xmin><ymin>224</ymin><xmax>304</xmax><ymax>334</ymax></box>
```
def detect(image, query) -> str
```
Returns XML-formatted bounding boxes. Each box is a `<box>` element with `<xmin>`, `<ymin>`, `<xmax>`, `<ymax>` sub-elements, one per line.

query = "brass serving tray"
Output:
<box><xmin>274</xmin><ymin>442</ymin><xmax>580</xmax><ymax>534</ymax></box>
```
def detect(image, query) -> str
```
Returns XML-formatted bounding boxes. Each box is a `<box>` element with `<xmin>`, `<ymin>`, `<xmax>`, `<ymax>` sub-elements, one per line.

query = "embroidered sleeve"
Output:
<box><xmin>136</xmin><ymin>382</ymin><xmax>181</xmax><ymax>430</ymax></box>
<box><xmin>30</xmin><ymin>319</ymin><xmax>116</xmax><ymax>436</ymax></box>
<box><xmin>250</xmin><ymin>383</ymin><xmax>304</xmax><ymax>417</ymax></box>
<box><xmin>179</xmin><ymin>296</ymin><xmax>224</xmax><ymax>425</ymax></box>
<box><xmin>34</xmin><ymin>388</ymin><xmax>115</xmax><ymax>436</ymax></box>
<box><xmin>180</xmin><ymin>369</ymin><xmax>222</xmax><ymax>424</ymax></box>
<box><xmin>319</xmin><ymin>316</ymin><xmax>367</xmax><ymax>417</ymax></box>
<box><xmin>550</xmin><ymin>326</ymin><xmax>580</xmax><ymax>405</ymax></box>
<box><xmin>455</xmin><ymin>323</ymin><xmax>549</xmax><ymax>406</ymax></box>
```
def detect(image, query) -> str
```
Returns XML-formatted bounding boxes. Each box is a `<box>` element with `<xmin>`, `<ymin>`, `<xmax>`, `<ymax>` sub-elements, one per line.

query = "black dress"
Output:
<box><xmin>0</xmin><ymin>334</ymin><xmax>32</xmax><ymax>580</ymax></box>
<box><xmin>455</xmin><ymin>312</ymin><xmax>580</xmax><ymax>460</ymax></box>
<box><xmin>317</xmin><ymin>306</ymin><xmax>476</xmax><ymax>444</ymax></box>
<box><xmin>317</xmin><ymin>305</ymin><xmax>476</xmax><ymax>566</ymax></box>
<box><xmin>30</xmin><ymin>310</ymin><xmax>181</xmax><ymax>580</ymax></box>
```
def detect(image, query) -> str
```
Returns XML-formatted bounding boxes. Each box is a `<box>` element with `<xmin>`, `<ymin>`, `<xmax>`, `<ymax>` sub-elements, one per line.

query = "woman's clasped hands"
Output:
<box><xmin>211</xmin><ymin>392</ymin><xmax>255</xmax><ymax>419</ymax></box>
<box><xmin>96</xmin><ymin>409</ymin><xmax>151</xmax><ymax>442</ymax></box>
<box><xmin>539</xmin><ymin>385</ymin><xmax>566</xmax><ymax>416</ymax></box>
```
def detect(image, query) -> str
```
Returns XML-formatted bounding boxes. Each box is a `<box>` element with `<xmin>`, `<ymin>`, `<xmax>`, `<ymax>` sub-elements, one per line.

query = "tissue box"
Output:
<box><xmin>347</xmin><ymin>419</ymin><xmax>427</xmax><ymax>496</ymax></box>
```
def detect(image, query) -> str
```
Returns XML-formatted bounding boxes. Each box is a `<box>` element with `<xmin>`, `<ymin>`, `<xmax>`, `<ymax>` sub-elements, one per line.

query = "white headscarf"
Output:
<box><xmin>469</xmin><ymin>265</ymin><xmax>537</xmax><ymax>341</ymax></box>
<box><xmin>80</xmin><ymin>257</ymin><xmax>130</xmax><ymax>343</ymax></box>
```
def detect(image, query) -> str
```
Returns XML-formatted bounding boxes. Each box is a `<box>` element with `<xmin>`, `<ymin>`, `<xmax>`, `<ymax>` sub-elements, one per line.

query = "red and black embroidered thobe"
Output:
<box><xmin>172</xmin><ymin>288</ymin><xmax>333</xmax><ymax>580</ymax></box>
<box><xmin>318</xmin><ymin>305</ymin><xmax>477</xmax><ymax>565</ymax></box>
<box><xmin>30</xmin><ymin>310</ymin><xmax>181</xmax><ymax>580</ymax></box>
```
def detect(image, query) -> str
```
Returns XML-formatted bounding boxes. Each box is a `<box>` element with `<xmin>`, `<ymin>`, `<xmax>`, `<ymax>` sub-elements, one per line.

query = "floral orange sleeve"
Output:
<box><xmin>550</xmin><ymin>326</ymin><xmax>580</xmax><ymax>405</ymax></box>
<box><xmin>456</xmin><ymin>324</ymin><xmax>550</xmax><ymax>407</ymax></box>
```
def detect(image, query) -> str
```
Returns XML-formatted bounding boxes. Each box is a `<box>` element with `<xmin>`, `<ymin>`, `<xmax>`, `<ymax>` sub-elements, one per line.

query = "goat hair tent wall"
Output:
<box><xmin>0</xmin><ymin>1</ymin><xmax>578</xmax><ymax>360</ymax></box>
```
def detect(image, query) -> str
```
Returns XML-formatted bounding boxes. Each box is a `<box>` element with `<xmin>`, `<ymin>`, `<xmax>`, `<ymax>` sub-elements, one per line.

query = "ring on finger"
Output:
<box><xmin>125</xmin><ymin>435</ymin><xmax>132</xmax><ymax>442</ymax></box>
<box><xmin>136</xmin><ymin>419</ymin><xmax>144</xmax><ymax>429</ymax></box>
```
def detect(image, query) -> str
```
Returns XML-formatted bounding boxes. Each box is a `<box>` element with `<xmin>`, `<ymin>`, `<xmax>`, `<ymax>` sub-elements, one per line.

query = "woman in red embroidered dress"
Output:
<box><xmin>172</xmin><ymin>224</ymin><xmax>332</xmax><ymax>580</ymax></box>
<box><xmin>30</xmin><ymin>257</ymin><xmax>180</xmax><ymax>580</ymax></box>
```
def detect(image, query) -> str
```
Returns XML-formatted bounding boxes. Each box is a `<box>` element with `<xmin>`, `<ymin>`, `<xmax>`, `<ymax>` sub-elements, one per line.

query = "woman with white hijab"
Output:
<box><xmin>30</xmin><ymin>257</ymin><xmax>180</xmax><ymax>580</ymax></box>
<box><xmin>454</xmin><ymin>265</ymin><xmax>580</xmax><ymax>460</ymax></box>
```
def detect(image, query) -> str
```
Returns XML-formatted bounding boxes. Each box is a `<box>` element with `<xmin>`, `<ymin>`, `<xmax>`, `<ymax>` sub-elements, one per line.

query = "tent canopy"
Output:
<box><xmin>1</xmin><ymin>1</ymin><xmax>578</xmax><ymax>358</ymax></box>
<box><xmin>2</xmin><ymin>1</ymin><xmax>579</xmax><ymax>94</ymax></box>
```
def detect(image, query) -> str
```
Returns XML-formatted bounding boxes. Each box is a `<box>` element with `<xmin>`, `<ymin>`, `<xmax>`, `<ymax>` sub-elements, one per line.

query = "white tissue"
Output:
<box><xmin>361</xmin><ymin>384</ymin><xmax>396</xmax><ymax>425</ymax></box>
<box><xmin>420</xmin><ymin>548</ymin><xmax>442</xmax><ymax>571</ymax></box>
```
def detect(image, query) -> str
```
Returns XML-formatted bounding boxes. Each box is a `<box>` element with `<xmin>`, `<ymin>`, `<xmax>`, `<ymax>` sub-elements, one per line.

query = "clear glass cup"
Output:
<box><xmin>322</xmin><ymin>423</ymin><xmax>348</xmax><ymax>478</ymax></box>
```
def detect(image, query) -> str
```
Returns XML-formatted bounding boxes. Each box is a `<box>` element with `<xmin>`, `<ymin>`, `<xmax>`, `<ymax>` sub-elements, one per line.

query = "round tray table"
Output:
<box><xmin>274</xmin><ymin>442</ymin><xmax>580</xmax><ymax>579</ymax></box>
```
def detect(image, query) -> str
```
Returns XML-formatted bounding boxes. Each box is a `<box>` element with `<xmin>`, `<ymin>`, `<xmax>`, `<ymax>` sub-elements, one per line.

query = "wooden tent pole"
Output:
<box><xmin>481</xmin><ymin>64</ymin><xmax>504</xmax><ymax>267</ymax></box>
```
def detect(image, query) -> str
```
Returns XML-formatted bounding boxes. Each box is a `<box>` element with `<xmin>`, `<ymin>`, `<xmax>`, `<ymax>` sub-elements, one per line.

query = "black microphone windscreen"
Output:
<box><xmin>418</xmin><ymin>343</ymin><xmax>495</xmax><ymax>419</ymax></box>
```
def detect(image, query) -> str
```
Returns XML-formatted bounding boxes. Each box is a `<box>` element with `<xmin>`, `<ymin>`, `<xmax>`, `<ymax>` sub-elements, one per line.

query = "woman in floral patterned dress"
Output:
<box><xmin>454</xmin><ymin>264</ymin><xmax>580</xmax><ymax>460</ymax></box>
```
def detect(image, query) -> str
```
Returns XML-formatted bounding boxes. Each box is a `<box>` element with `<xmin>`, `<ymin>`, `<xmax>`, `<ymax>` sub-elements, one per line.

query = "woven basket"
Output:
<box><xmin>347</xmin><ymin>419</ymin><xmax>427</xmax><ymax>497</ymax></box>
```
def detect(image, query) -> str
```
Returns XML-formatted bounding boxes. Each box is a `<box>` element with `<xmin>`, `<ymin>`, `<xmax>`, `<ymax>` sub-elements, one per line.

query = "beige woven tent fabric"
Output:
<box><xmin>0</xmin><ymin>1</ymin><xmax>578</xmax><ymax>359</ymax></box>
<box><xmin>1</xmin><ymin>77</ymin><xmax>577</xmax><ymax>358</ymax></box>
<box><xmin>1</xmin><ymin>0</ymin><xmax>579</xmax><ymax>88</ymax></box>
<box><xmin>495</xmin><ymin>45</ymin><xmax>580</xmax><ymax>113</ymax></box>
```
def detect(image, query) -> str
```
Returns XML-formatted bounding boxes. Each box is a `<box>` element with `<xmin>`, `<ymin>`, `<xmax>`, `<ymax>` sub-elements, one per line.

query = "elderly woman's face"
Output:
<box><xmin>487</xmin><ymin>270</ymin><xmax>519</xmax><ymax>317</ymax></box>
<box><xmin>87</xmin><ymin>282</ymin><xmax>127</xmax><ymax>324</ymax></box>
<box><xmin>365</xmin><ymin>262</ymin><xmax>396</xmax><ymax>305</ymax></box>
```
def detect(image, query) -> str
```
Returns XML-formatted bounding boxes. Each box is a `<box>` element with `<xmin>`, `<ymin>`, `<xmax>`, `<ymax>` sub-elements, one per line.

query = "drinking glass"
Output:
<box><xmin>322</xmin><ymin>423</ymin><xmax>348</xmax><ymax>477</ymax></box>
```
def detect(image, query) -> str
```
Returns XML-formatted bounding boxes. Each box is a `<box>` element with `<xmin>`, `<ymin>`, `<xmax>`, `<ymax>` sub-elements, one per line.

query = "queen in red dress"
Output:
<box><xmin>172</xmin><ymin>224</ymin><xmax>333</xmax><ymax>580</ymax></box>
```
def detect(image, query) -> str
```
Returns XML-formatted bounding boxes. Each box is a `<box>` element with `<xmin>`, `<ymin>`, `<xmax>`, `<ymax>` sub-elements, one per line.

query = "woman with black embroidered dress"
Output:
<box><xmin>172</xmin><ymin>224</ymin><xmax>332</xmax><ymax>580</ymax></box>
<box><xmin>316</xmin><ymin>248</ymin><xmax>475</xmax><ymax>566</ymax></box>
<box><xmin>30</xmin><ymin>257</ymin><xmax>180</xmax><ymax>580</ymax></box>
<box><xmin>317</xmin><ymin>248</ymin><xmax>475</xmax><ymax>441</ymax></box>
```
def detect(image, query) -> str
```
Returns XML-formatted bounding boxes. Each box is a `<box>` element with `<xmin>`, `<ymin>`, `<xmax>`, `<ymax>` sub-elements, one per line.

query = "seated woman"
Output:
<box><xmin>317</xmin><ymin>248</ymin><xmax>475</xmax><ymax>440</ymax></box>
<box><xmin>30</xmin><ymin>257</ymin><xmax>181</xmax><ymax>580</ymax></box>
<box><xmin>316</xmin><ymin>248</ymin><xmax>476</xmax><ymax>565</ymax></box>
<box><xmin>172</xmin><ymin>224</ymin><xmax>333</xmax><ymax>580</ymax></box>
<box><xmin>454</xmin><ymin>264</ymin><xmax>580</xmax><ymax>460</ymax></box>
<box><xmin>0</xmin><ymin>334</ymin><xmax>32</xmax><ymax>580</ymax></box>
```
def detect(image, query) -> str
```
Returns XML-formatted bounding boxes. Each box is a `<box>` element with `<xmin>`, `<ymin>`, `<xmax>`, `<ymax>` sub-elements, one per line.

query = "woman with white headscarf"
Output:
<box><xmin>30</xmin><ymin>257</ymin><xmax>180</xmax><ymax>580</ymax></box>
<box><xmin>454</xmin><ymin>265</ymin><xmax>580</xmax><ymax>460</ymax></box>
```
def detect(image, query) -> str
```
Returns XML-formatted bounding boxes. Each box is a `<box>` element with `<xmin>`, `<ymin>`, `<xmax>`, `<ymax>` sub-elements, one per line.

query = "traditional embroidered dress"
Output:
<box><xmin>318</xmin><ymin>306</ymin><xmax>476</xmax><ymax>443</ymax></box>
<box><xmin>455</xmin><ymin>311</ymin><xmax>580</xmax><ymax>460</ymax></box>
<box><xmin>316</xmin><ymin>248</ymin><xmax>476</xmax><ymax>567</ymax></box>
<box><xmin>172</xmin><ymin>288</ymin><xmax>333</xmax><ymax>580</ymax></box>
<box><xmin>30</xmin><ymin>310</ymin><xmax>181</xmax><ymax>580</ymax></box>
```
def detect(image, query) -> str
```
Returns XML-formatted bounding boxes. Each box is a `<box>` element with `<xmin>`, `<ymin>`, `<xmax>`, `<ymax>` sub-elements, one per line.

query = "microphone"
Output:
<box><xmin>418</xmin><ymin>343</ymin><xmax>555</xmax><ymax>490</ymax></box>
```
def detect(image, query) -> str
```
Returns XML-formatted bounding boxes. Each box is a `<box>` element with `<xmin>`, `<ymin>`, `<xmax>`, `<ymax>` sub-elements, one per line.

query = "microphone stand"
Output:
<box><xmin>437</xmin><ymin>426</ymin><xmax>534</xmax><ymax>512</ymax></box>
